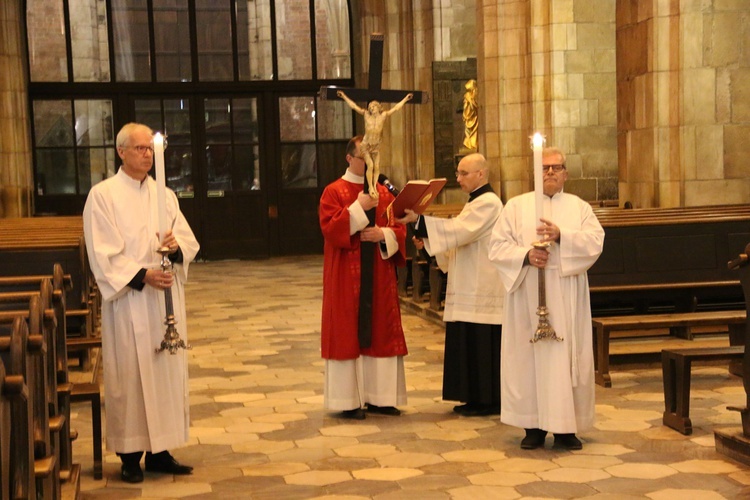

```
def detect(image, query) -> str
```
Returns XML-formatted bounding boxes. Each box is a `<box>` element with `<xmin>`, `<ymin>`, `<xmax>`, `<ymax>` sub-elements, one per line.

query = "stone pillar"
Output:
<box><xmin>478</xmin><ymin>0</ymin><xmax>617</xmax><ymax>203</ymax></box>
<box><xmin>617</xmin><ymin>0</ymin><xmax>750</xmax><ymax>208</ymax></box>
<box><xmin>0</xmin><ymin>0</ymin><xmax>32</xmax><ymax>217</ymax></box>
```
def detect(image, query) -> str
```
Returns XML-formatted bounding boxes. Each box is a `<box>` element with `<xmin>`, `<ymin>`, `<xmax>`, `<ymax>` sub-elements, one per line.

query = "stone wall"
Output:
<box><xmin>0</xmin><ymin>0</ymin><xmax>32</xmax><ymax>217</ymax></box>
<box><xmin>618</xmin><ymin>0</ymin><xmax>750</xmax><ymax>208</ymax></box>
<box><xmin>476</xmin><ymin>0</ymin><xmax>618</xmax><ymax>203</ymax></box>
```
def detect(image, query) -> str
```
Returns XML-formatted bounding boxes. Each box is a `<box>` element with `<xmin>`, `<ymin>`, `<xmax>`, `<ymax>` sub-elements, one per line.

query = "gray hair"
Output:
<box><xmin>116</xmin><ymin>123</ymin><xmax>153</xmax><ymax>148</ymax></box>
<box><xmin>543</xmin><ymin>147</ymin><xmax>566</xmax><ymax>164</ymax></box>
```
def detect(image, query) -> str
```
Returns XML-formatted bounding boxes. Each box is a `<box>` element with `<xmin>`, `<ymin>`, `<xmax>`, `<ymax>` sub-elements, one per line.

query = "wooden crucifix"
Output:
<box><xmin>319</xmin><ymin>33</ymin><xmax>428</xmax><ymax>350</ymax></box>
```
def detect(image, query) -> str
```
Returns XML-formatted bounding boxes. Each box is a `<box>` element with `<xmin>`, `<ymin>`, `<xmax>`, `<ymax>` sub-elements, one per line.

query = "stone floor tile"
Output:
<box><xmin>376</xmin><ymin>452</ymin><xmax>444</xmax><ymax>468</ymax></box>
<box><xmin>447</xmin><ymin>484</ymin><xmax>520</xmax><ymax>499</ymax></box>
<box><xmin>296</xmin><ymin>436</ymin><xmax>360</xmax><ymax>449</ymax></box>
<box><xmin>605</xmin><ymin>463</ymin><xmax>677</xmax><ymax>479</ymax></box>
<box><xmin>646</xmin><ymin>489</ymin><xmax>727</xmax><ymax>500</ymax></box>
<box><xmin>441</xmin><ymin>449</ymin><xmax>507</xmax><ymax>463</ymax></box>
<box><xmin>320</xmin><ymin>424</ymin><xmax>382</xmax><ymax>437</ymax></box>
<box><xmin>241</xmin><ymin>462</ymin><xmax>309</xmax><ymax>476</ymax></box>
<box><xmin>488</xmin><ymin>457</ymin><xmax>559</xmax><ymax>473</ymax></box>
<box><xmin>335</xmin><ymin>443</ymin><xmax>399</xmax><ymax>459</ymax></box>
<box><xmin>669</xmin><ymin>459</ymin><xmax>742</xmax><ymax>474</ymax></box>
<box><xmin>284</xmin><ymin>470</ymin><xmax>352</xmax><ymax>486</ymax></box>
<box><xmin>416</xmin><ymin>428</ymin><xmax>480</xmax><ymax>441</ymax></box>
<box><xmin>538</xmin><ymin>466</ymin><xmax>611</xmax><ymax>483</ymax></box>
<box><xmin>231</xmin><ymin>439</ymin><xmax>294</xmax><ymax>454</ymax></box>
<box><xmin>467</xmin><ymin>470</ymin><xmax>540</xmax><ymax>486</ymax></box>
<box><xmin>352</xmin><ymin>468</ymin><xmax>423</xmax><ymax>481</ymax></box>
<box><xmin>554</xmin><ymin>454</ymin><xmax>623</xmax><ymax>469</ymax></box>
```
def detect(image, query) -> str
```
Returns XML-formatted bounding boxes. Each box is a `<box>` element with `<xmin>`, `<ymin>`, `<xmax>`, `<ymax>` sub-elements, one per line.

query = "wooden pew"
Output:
<box><xmin>0</xmin><ymin>297</ymin><xmax>61</xmax><ymax>499</ymax></box>
<box><xmin>0</xmin><ymin>352</ymin><xmax>31</xmax><ymax>500</ymax></box>
<box><xmin>0</xmin><ymin>318</ymin><xmax>36</xmax><ymax>499</ymax></box>
<box><xmin>0</xmin><ymin>314</ymin><xmax>59</xmax><ymax>499</ymax></box>
<box><xmin>661</xmin><ymin>346</ymin><xmax>744</xmax><ymax>435</ymax></box>
<box><xmin>659</xmin><ymin>249</ymin><xmax>750</xmax><ymax>435</ymax></box>
<box><xmin>398</xmin><ymin>204</ymin><xmax>462</xmax><ymax>305</ymax></box>
<box><xmin>0</xmin><ymin>272</ymin><xmax>102</xmax><ymax>482</ymax></box>
<box><xmin>0</xmin><ymin>218</ymin><xmax>98</xmax><ymax>369</ymax></box>
<box><xmin>586</xmin><ymin>204</ymin><xmax>750</xmax><ymax>383</ymax></box>
<box><xmin>592</xmin><ymin>310</ymin><xmax>746</xmax><ymax>387</ymax></box>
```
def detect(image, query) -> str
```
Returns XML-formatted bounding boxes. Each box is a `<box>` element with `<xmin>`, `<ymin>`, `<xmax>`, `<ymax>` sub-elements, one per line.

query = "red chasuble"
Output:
<box><xmin>319</xmin><ymin>178</ymin><xmax>408</xmax><ymax>360</ymax></box>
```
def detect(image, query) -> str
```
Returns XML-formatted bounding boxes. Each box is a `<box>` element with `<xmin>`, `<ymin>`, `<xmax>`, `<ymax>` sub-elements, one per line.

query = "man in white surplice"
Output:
<box><xmin>398</xmin><ymin>153</ymin><xmax>504</xmax><ymax>417</ymax></box>
<box><xmin>488</xmin><ymin>147</ymin><xmax>604</xmax><ymax>451</ymax></box>
<box><xmin>83</xmin><ymin>123</ymin><xmax>200</xmax><ymax>483</ymax></box>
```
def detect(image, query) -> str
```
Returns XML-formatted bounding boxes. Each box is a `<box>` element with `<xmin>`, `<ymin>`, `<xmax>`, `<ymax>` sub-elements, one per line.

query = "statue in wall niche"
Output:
<box><xmin>337</xmin><ymin>89</ymin><xmax>413</xmax><ymax>198</ymax></box>
<box><xmin>461</xmin><ymin>79</ymin><xmax>478</xmax><ymax>152</ymax></box>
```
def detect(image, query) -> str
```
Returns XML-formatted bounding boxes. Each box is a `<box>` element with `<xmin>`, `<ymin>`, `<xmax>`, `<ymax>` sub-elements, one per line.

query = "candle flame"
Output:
<box><xmin>531</xmin><ymin>132</ymin><xmax>545</xmax><ymax>149</ymax></box>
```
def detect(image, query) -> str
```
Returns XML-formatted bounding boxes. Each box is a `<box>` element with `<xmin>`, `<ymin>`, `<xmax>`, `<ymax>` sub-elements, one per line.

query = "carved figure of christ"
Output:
<box><xmin>336</xmin><ymin>91</ymin><xmax>413</xmax><ymax>198</ymax></box>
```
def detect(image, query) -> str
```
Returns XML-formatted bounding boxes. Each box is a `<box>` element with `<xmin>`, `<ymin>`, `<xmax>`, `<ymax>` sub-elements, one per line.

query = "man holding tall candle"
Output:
<box><xmin>83</xmin><ymin>123</ymin><xmax>200</xmax><ymax>482</ymax></box>
<box><xmin>488</xmin><ymin>146</ymin><xmax>604</xmax><ymax>450</ymax></box>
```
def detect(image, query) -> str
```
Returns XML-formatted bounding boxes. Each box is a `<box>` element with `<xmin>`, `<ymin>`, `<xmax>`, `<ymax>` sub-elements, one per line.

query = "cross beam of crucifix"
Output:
<box><xmin>319</xmin><ymin>34</ymin><xmax>429</xmax><ymax>106</ymax></box>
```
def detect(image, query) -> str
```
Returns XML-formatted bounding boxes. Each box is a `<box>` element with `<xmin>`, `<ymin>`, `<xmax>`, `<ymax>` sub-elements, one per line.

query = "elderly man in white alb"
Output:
<box><xmin>83</xmin><ymin>122</ymin><xmax>200</xmax><ymax>483</ymax></box>
<box><xmin>488</xmin><ymin>146</ymin><xmax>604</xmax><ymax>450</ymax></box>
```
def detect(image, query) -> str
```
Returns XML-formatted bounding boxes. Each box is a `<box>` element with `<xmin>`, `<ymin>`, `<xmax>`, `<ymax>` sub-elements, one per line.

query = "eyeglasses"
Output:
<box><xmin>542</xmin><ymin>164</ymin><xmax>565</xmax><ymax>173</ymax></box>
<box><xmin>127</xmin><ymin>145</ymin><xmax>154</xmax><ymax>155</ymax></box>
<box><xmin>455</xmin><ymin>170</ymin><xmax>478</xmax><ymax>177</ymax></box>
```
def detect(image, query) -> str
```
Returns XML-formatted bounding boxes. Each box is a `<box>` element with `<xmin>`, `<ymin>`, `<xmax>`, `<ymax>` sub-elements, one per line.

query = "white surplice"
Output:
<box><xmin>423</xmin><ymin>190</ymin><xmax>504</xmax><ymax>325</ymax></box>
<box><xmin>83</xmin><ymin>169</ymin><xmax>200</xmax><ymax>453</ymax></box>
<box><xmin>488</xmin><ymin>191</ymin><xmax>604</xmax><ymax>433</ymax></box>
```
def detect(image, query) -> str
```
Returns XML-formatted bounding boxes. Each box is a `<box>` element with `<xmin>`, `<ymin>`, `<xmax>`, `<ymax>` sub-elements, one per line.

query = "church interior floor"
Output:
<box><xmin>69</xmin><ymin>255</ymin><xmax>750</xmax><ymax>499</ymax></box>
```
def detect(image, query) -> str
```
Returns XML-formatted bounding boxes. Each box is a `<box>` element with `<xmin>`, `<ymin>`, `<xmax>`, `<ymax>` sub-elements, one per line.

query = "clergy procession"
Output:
<box><xmin>79</xmin><ymin>121</ymin><xmax>602</xmax><ymax>486</ymax></box>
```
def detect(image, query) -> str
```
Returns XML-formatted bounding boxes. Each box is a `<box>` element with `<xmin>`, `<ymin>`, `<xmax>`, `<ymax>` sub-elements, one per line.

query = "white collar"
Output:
<box><xmin>342</xmin><ymin>169</ymin><xmax>364</xmax><ymax>184</ymax></box>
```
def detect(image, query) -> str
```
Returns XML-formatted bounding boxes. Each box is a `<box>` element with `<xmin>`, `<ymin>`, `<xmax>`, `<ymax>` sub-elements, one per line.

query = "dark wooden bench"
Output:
<box><xmin>0</xmin><ymin>353</ymin><xmax>28</xmax><ymax>500</ymax></box>
<box><xmin>0</xmin><ymin>218</ymin><xmax>100</xmax><ymax>370</ymax></box>
<box><xmin>661</xmin><ymin>346</ymin><xmax>744</xmax><ymax>435</ymax></box>
<box><xmin>592</xmin><ymin>310</ymin><xmax>746</xmax><ymax>387</ymax></box>
<box><xmin>399</xmin><ymin>203</ymin><xmax>462</xmax><ymax>309</ymax></box>
<box><xmin>0</xmin><ymin>312</ymin><xmax>59</xmax><ymax>499</ymax></box>
<box><xmin>0</xmin><ymin>274</ymin><xmax>103</xmax><ymax>487</ymax></box>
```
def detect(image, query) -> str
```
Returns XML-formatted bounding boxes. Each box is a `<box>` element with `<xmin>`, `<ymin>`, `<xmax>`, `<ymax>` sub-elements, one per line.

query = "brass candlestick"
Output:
<box><xmin>530</xmin><ymin>241</ymin><xmax>563</xmax><ymax>343</ymax></box>
<box><xmin>155</xmin><ymin>247</ymin><xmax>191</xmax><ymax>354</ymax></box>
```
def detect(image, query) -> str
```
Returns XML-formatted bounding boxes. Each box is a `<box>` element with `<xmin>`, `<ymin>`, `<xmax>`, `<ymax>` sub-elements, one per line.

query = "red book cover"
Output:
<box><xmin>388</xmin><ymin>178</ymin><xmax>447</xmax><ymax>219</ymax></box>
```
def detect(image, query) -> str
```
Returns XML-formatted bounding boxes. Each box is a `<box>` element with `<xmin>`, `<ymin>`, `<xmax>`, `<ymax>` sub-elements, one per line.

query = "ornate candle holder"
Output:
<box><xmin>155</xmin><ymin>247</ymin><xmax>191</xmax><ymax>354</ymax></box>
<box><xmin>530</xmin><ymin>241</ymin><xmax>563</xmax><ymax>343</ymax></box>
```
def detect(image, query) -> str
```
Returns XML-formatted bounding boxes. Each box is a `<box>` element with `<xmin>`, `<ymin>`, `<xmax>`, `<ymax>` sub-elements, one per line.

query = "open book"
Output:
<box><xmin>387</xmin><ymin>178</ymin><xmax>447</xmax><ymax>219</ymax></box>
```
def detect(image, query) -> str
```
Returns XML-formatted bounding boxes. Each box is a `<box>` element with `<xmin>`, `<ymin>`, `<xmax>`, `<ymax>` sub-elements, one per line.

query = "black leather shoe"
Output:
<box><xmin>365</xmin><ymin>403</ymin><xmax>401</xmax><ymax>416</ymax></box>
<box><xmin>553</xmin><ymin>433</ymin><xmax>583</xmax><ymax>450</ymax></box>
<box><xmin>520</xmin><ymin>428</ymin><xmax>548</xmax><ymax>450</ymax></box>
<box><xmin>339</xmin><ymin>408</ymin><xmax>366</xmax><ymax>420</ymax></box>
<box><xmin>121</xmin><ymin>463</ymin><xmax>144</xmax><ymax>483</ymax></box>
<box><xmin>145</xmin><ymin>452</ymin><xmax>193</xmax><ymax>475</ymax></box>
<box><xmin>453</xmin><ymin>403</ymin><xmax>471</xmax><ymax>414</ymax></box>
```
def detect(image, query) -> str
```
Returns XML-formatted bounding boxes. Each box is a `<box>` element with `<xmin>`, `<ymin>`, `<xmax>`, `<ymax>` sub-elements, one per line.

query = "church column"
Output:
<box><xmin>0</xmin><ymin>0</ymin><xmax>32</xmax><ymax>217</ymax></box>
<box><xmin>477</xmin><ymin>0</ymin><xmax>534</xmax><ymax>200</ymax></box>
<box><xmin>479</xmin><ymin>0</ymin><xmax>617</xmax><ymax>203</ymax></box>
<box><xmin>616</xmin><ymin>0</ymin><xmax>681</xmax><ymax>208</ymax></box>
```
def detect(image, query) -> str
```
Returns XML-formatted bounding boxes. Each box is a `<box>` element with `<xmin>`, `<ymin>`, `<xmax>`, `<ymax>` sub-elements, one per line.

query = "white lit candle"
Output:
<box><xmin>153</xmin><ymin>133</ymin><xmax>168</xmax><ymax>243</ymax></box>
<box><xmin>532</xmin><ymin>132</ymin><xmax>545</xmax><ymax>226</ymax></box>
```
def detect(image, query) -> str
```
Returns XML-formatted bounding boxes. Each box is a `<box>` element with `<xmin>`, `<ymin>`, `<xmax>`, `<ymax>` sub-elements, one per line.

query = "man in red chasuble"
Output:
<box><xmin>319</xmin><ymin>135</ymin><xmax>408</xmax><ymax>420</ymax></box>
